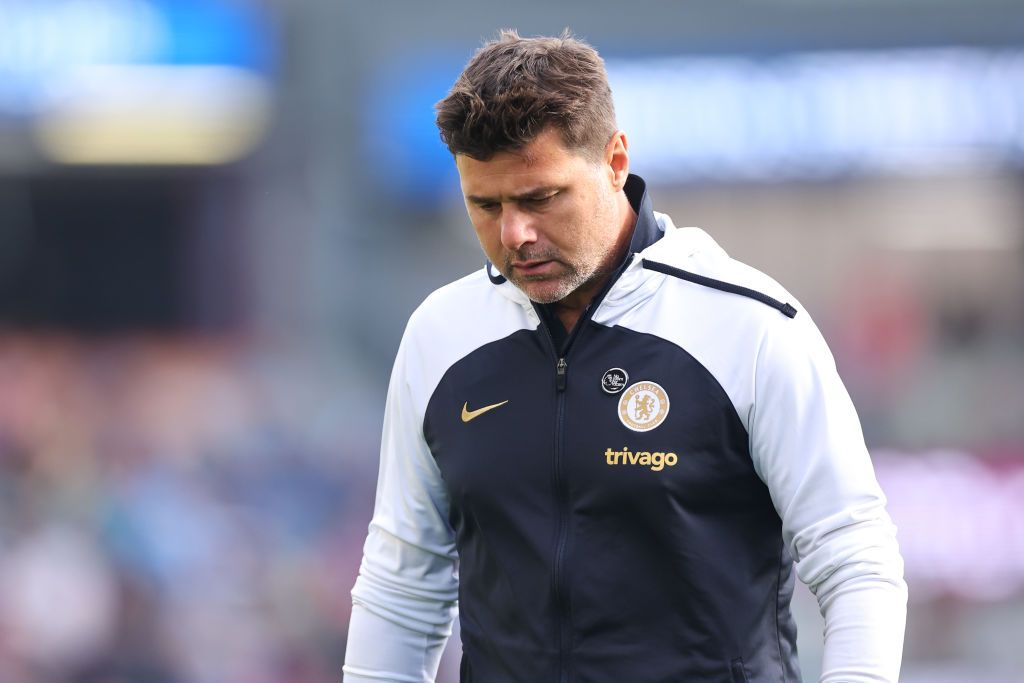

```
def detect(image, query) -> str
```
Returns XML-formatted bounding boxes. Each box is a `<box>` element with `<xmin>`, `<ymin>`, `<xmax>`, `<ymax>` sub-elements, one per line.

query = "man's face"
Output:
<box><xmin>456</xmin><ymin>128</ymin><xmax>626</xmax><ymax>306</ymax></box>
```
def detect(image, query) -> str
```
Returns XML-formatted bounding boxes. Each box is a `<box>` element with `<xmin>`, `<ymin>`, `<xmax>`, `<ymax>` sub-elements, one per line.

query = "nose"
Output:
<box><xmin>499</xmin><ymin>205</ymin><xmax>537</xmax><ymax>251</ymax></box>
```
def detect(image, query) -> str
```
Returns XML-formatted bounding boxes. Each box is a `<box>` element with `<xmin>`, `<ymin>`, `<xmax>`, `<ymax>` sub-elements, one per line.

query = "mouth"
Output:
<box><xmin>511</xmin><ymin>259</ymin><xmax>558</xmax><ymax>276</ymax></box>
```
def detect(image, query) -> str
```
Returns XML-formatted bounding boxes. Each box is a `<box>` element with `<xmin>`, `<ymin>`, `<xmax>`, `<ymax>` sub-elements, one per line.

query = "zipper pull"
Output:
<box><xmin>556</xmin><ymin>358</ymin><xmax>568</xmax><ymax>392</ymax></box>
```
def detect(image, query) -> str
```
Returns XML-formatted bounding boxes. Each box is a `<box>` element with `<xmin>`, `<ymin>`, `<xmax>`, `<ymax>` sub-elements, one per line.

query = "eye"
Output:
<box><xmin>526</xmin><ymin>193</ymin><xmax>556</xmax><ymax>207</ymax></box>
<box><xmin>475</xmin><ymin>201</ymin><xmax>500</xmax><ymax>213</ymax></box>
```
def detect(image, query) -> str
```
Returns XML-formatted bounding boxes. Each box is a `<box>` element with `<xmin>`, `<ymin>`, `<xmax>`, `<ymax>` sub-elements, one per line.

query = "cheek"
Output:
<box><xmin>471</xmin><ymin>218</ymin><xmax>504</xmax><ymax>258</ymax></box>
<box><xmin>569</xmin><ymin>199</ymin><xmax>617</xmax><ymax>265</ymax></box>
<box><xmin>564</xmin><ymin>198</ymin><xmax>608</xmax><ymax>251</ymax></box>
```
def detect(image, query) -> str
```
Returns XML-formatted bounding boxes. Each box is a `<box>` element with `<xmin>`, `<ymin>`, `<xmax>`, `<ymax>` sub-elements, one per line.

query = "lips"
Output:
<box><xmin>511</xmin><ymin>260</ymin><xmax>557</xmax><ymax>276</ymax></box>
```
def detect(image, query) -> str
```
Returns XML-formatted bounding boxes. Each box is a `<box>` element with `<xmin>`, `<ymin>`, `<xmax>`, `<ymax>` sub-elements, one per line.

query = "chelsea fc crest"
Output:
<box><xmin>618</xmin><ymin>381</ymin><xmax>670</xmax><ymax>432</ymax></box>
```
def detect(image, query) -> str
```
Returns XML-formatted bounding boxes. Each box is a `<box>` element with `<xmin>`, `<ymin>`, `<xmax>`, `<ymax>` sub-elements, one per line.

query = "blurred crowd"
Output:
<box><xmin>0</xmin><ymin>335</ymin><xmax>378</xmax><ymax>683</ymax></box>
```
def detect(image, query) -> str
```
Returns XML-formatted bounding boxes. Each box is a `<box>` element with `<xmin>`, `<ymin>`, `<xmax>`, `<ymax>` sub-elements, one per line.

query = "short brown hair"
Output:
<box><xmin>435</xmin><ymin>29</ymin><xmax>617</xmax><ymax>161</ymax></box>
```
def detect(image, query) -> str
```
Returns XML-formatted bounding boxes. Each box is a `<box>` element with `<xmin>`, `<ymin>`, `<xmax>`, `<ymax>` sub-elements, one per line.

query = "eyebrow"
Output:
<box><xmin>466</xmin><ymin>186</ymin><xmax>561</xmax><ymax>205</ymax></box>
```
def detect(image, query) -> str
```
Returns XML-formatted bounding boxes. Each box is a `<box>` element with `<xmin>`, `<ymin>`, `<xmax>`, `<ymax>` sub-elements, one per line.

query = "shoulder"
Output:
<box><xmin>395</xmin><ymin>267</ymin><xmax>535</xmax><ymax>404</ymax></box>
<box><xmin>407</xmin><ymin>268</ymin><xmax>493</xmax><ymax>331</ymax></box>
<box><xmin>605</xmin><ymin>222</ymin><xmax>804</xmax><ymax>345</ymax></box>
<box><xmin>600</xmin><ymin>222</ymin><xmax>827</xmax><ymax>432</ymax></box>
<box><xmin>405</xmin><ymin>267</ymin><xmax>529</xmax><ymax>339</ymax></box>
<box><xmin>642</xmin><ymin>222</ymin><xmax>798</xmax><ymax>322</ymax></box>
<box><xmin>642</xmin><ymin>224</ymin><xmax>829</xmax><ymax>362</ymax></box>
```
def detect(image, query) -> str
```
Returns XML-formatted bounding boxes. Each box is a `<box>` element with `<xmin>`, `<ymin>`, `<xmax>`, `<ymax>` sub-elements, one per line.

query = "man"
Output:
<box><xmin>344</xmin><ymin>30</ymin><xmax>907</xmax><ymax>683</ymax></box>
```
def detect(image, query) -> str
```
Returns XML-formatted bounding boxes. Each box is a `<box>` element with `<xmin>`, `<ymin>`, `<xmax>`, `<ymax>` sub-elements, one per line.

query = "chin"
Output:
<box><xmin>517</xmin><ymin>281</ymin><xmax>575</xmax><ymax>305</ymax></box>
<box><xmin>515</xmin><ymin>268</ymin><xmax>599</xmax><ymax>305</ymax></box>
<box><xmin>525</xmin><ymin>292</ymin><xmax>565</xmax><ymax>305</ymax></box>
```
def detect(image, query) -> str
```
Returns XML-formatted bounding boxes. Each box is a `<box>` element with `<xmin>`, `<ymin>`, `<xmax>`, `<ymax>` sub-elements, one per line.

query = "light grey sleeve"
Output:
<box><xmin>343</xmin><ymin>328</ymin><xmax>459</xmax><ymax>682</ymax></box>
<box><xmin>749</xmin><ymin>310</ymin><xmax>908</xmax><ymax>683</ymax></box>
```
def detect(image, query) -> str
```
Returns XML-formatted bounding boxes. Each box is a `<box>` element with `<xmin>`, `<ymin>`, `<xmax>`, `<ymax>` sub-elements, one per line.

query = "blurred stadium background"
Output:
<box><xmin>1</xmin><ymin>1</ymin><xmax>1023</xmax><ymax>681</ymax></box>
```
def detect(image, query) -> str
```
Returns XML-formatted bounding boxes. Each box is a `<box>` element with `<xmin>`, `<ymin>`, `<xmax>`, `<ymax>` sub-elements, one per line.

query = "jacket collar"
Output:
<box><xmin>622</xmin><ymin>173</ymin><xmax>661</xmax><ymax>257</ymax></box>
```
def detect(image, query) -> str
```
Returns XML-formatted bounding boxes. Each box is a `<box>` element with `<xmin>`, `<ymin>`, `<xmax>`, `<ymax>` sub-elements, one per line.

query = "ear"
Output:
<box><xmin>604</xmin><ymin>131</ymin><xmax>629</xmax><ymax>191</ymax></box>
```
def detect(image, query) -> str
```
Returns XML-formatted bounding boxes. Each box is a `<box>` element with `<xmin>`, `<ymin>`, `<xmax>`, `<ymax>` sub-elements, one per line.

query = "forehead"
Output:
<box><xmin>455</xmin><ymin>129</ymin><xmax>592</xmax><ymax>196</ymax></box>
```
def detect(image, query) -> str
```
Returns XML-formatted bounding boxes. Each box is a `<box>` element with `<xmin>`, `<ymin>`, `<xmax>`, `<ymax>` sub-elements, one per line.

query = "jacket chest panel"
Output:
<box><xmin>424</xmin><ymin>328</ymin><xmax>558</xmax><ymax>514</ymax></box>
<box><xmin>559</xmin><ymin>323</ymin><xmax>759</xmax><ymax>511</ymax></box>
<box><xmin>424</xmin><ymin>324</ymin><xmax>763</xmax><ymax>519</ymax></box>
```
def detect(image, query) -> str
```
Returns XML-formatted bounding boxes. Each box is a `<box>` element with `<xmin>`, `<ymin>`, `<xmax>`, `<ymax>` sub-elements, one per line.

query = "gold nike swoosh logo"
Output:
<box><xmin>461</xmin><ymin>400</ymin><xmax>509</xmax><ymax>423</ymax></box>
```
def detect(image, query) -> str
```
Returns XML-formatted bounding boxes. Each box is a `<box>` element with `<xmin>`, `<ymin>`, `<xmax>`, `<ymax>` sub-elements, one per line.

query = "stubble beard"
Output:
<box><xmin>501</xmin><ymin>246</ymin><xmax>610</xmax><ymax>305</ymax></box>
<box><xmin>499</xmin><ymin>192</ymin><xmax>622</xmax><ymax>305</ymax></box>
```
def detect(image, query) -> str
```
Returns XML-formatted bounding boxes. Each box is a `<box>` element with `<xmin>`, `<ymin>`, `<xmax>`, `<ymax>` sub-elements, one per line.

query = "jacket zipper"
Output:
<box><xmin>536</xmin><ymin>254</ymin><xmax>636</xmax><ymax>683</ymax></box>
<box><xmin>553</xmin><ymin>354</ymin><xmax>570</xmax><ymax>683</ymax></box>
<box><xmin>543</xmin><ymin>334</ymin><xmax>589</xmax><ymax>683</ymax></box>
<box><xmin>535</xmin><ymin>309</ymin><xmax>571</xmax><ymax>683</ymax></box>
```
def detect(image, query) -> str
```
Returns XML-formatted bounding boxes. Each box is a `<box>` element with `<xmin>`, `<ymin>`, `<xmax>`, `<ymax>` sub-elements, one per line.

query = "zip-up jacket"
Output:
<box><xmin>344</xmin><ymin>176</ymin><xmax>907</xmax><ymax>683</ymax></box>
